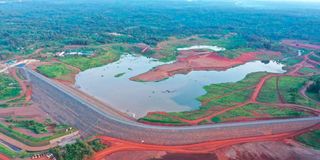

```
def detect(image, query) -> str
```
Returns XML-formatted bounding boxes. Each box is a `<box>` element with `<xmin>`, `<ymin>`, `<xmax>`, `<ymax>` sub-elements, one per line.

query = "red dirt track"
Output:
<box><xmin>0</xmin><ymin>153</ymin><xmax>10</xmax><ymax>160</ymax></box>
<box><xmin>131</xmin><ymin>51</ymin><xmax>280</xmax><ymax>82</ymax></box>
<box><xmin>95</xmin><ymin>123</ymin><xmax>320</xmax><ymax>160</ymax></box>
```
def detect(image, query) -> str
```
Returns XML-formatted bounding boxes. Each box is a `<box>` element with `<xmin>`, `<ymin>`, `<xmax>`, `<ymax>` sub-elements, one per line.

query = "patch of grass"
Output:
<box><xmin>60</xmin><ymin>45</ymin><xmax>126</xmax><ymax>71</ymax></box>
<box><xmin>198</xmin><ymin>72</ymin><xmax>267</xmax><ymax>108</ymax></box>
<box><xmin>282</xmin><ymin>57</ymin><xmax>303</xmax><ymax>66</ymax></box>
<box><xmin>0</xmin><ymin>144</ymin><xmax>17</xmax><ymax>158</ymax></box>
<box><xmin>212</xmin><ymin>103</ymin><xmax>310</xmax><ymax>122</ymax></box>
<box><xmin>309</xmin><ymin>54</ymin><xmax>320</xmax><ymax>62</ymax></box>
<box><xmin>6</xmin><ymin>118</ymin><xmax>48</xmax><ymax>134</ymax></box>
<box><xmin>37</xmin><ymin>63</ymin><xmax>71</xmax><ymax>78</ymax></box>
<box><xmin>88</xmin><ymin>139</ymin><xmax>106</xmax><ymax>152</ymax></box>
<box><xmin>299</xmin><ymin>67</ymin><xmax>317</xmax><ymax>74</ymax></box>
<box><xmin>258</xmin><ymin>76</ymin><xmax>320</xmax><ymax>109</ymax></box>
<box><xmin>257</xmin><ymin>77</ymin><xmax>279</xmax><ymax>103</ymax></box>
<box><xmin>219</xmin><ymin>48</ymin><xmax>255</xmax><ymax>59</ymax></box>
<box><xmin>139</xmin><ymin>114</ymin><xmax>187</xmax><ymax>125</ymax></box>
<box><xmin>279</xmin><ymin>76</ymin><xmax>319</xmax><ymax>109</ymax></box>
<box><xmin>0</xmin><ymin>74</ymin><xmax>21</xmax><ymax>101</ymax></box>
<box><xmin>296</xmin><ymin>129</ymin><xmax>320</xmax><ymax>150</ymax></box>
<box><xmin>0</xmin><ymin>122</ymin><xmax>76</xmax><ymax>147</ymax></box>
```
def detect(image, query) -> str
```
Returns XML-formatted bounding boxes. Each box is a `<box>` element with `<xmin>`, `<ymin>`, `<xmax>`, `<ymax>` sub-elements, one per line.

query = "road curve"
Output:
<box><xmin>22</xmin><ymin>68</ymin><xmax>320</xmax><ymax>145</ymax></box>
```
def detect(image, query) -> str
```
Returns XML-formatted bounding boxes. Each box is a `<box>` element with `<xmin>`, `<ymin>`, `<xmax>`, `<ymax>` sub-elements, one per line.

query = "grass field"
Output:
<box><xmin>0</xmin><ymin>144</ymin><xmax>29</xmax><ymax>158</ymax></box>
<box><xmin>6</xmin><ymin>118</ymin><xmax>48</xmax><ymax>134</ymax></box>
<box><xmin>198</xmin><ymin>72</ymin><xmax>267</xmax><ymax>108</ymax></box>
<box><xmin>257</xmin><ymin>77</ymin><xmax>278</xmax><ymax>103</ymax></box>
<box><xmin>296</xmin><ymin>129</ymin><xmax>320</xmax><ymax>150</ymax></box>
<box><xmin>37</xmin><ymin>63</ymin><xmax>72</xmax><ymax>79</ymax></box>
<box><xmin>0</xmin><ymin>122</ymin><xmax>75</xmax><ymax>147</ymax></box>
<box><xmin>139</xmin><ymin>113</ymin><xmax>187</xmax><ymax>125</ymax></box>
<box><xmin>0</xmin><ymin>74</ymin><xmax>21</xmax><ymax>101</ymax></box>
<box><xmin>299</xmin><ymin>67</ymin><xmax>318</xmax><ymax>74</ymax></box>
<box><xmin>309</xmin><ymin>54</ymin><xmax>320</xmax><ymax>62</ymax></box>
<box><xmin>279</xmin><ymin>76</ymin><xmax>319</xmax><ymax>109</ymax></box>
<box><xmin>282</xmin><ymin>57</ymin><xmax>303</xmax><ymax>66</ymax></box>
<box><xmin>211</xmin><ymin>103</ymin><xmax>310</xmax><ymax>123</ymax></box>
<box><xmin>258</xmin><ymin>76</ymin><xmax>320</xmax><ymax>109</ymax></box>
<box><xmin>59</xmin><ymin>45</ymin><xmax>127</xmax><ymax>71</ymax></box>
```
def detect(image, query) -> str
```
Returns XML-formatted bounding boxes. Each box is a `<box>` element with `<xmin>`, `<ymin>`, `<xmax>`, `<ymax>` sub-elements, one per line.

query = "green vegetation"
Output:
<box><xmin>299</xmin><ymin>67</ymin><xmax>317</xmax><ymax>74</ymax></box>
<box><xmin>258</xmin><ymin>76</ymin><xmax>320</xmax><ymax>109</ymax></box>
<box><xmin>88</xmin><ymin>139</ymin><xmax>107</xmax><ymax>152</ymax></box>
<box><xmin>37</xmin><ymin>63</ymin><xmax>71</xmax><ymax>78</ymax></box>
<box><xmin>0</xmin><ymin>144</ymin><xmax>17</xmax><ymax>158</ymax></box>
<box><xmin>5</xmin><ymin>118</ymin><xmax>48</xmax><ymax>134</ymax></box>
<box><xmin>0</xmin><ymin>74</ymin><xmax>21</xmax><ymax>101</ymax></box>
<box><xmin>50</xmin><ymin>140</ymin><xmax>94</xmax><ymax>160</ymax></box>
<box><xmin>0</xmin><ymin>144</ymin><xmax>29</xmax><ymax>158</ymax></box>
<box><xmin>258</xmin><ymin>77</ymin><xmax>278</xmax><ymax>103</ymax></box>
<box><xmin>59</xmin><ymin>45</ymin><xmax>127</xmax><ymax>71</ymax></box>
<box><xmin>279</xmin><ymin>76</ymin><xmax>319</xmax><ymax>108</ymax></box>
<box><xmin>282</xmin><ymin>57</ymin><xmax>303</xmax><ymax>66</ymax></box>
<box><xmin>139</xmin><ymin>113</ymin><xmax>187</xmax><ymax>125</ymax></box>
<box><xmin>309</xmin><ymin>54</ymin><xmax>320</xmax><ymax>62</ymax></box>
<box><xmin>296</xmin><ymin>129</ymin><xmax>320</xmax><ymax>150</ymax></box>
<box><xmin>140</xmin><ymin>72</ymin><xmax>267</xmax><ymax>122</ymax></box>
<box><xmin>114</xmin><ymin>72</ymin><xmax>126</xmax><ymax>78</ymax></box>
<box><xmin>212</xmin><ymin>103</ymin><xmax>310</xmax><ymax>122</ymax></box>
<box><xmin>0</xmin><ymin>122</ymin><xmax>75</xmax><ymax>147</ymax></box>
<box><xmin>198</xmin><ymin>72</ymin><xmax>267</xmax><ymax>108</ymax></box>
<box><xmin>306</xmin><ymin>77</ymin><xmax>320</xmax><ymax>101</ymax></box>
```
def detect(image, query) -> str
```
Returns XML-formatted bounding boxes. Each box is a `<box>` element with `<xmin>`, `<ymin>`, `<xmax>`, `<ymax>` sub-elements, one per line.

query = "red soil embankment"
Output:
<box><xmin>131</xmin><ymin>50</ymin><xmax>279</xmax><ymax>82</ymax></box>
<box><xmin>282</xmin><ymin>40</ymin><xmax>320</xmax><ymax>50</ymax></box>
<box><xmin>94</xmin><ymin>124</ymin><xmax>319</xmax><ymax>160</ymax></box>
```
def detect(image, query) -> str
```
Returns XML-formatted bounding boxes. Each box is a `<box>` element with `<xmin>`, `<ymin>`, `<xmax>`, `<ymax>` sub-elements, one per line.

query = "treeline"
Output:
<box><xmin>307</xmin><ymin>78</ymin><xmax>320</xmax><ymax>99</ymax></box>
<box><xmin>1</xmin><ymin>0</ymin><xmax>320</xmax><ymax>55</ymax></box>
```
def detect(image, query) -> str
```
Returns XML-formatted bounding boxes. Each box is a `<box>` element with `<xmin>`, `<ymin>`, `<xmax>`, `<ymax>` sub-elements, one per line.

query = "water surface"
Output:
<box><xmin>76</xmin><ymin>54</ymin><xmax>285</xmax><ymax>118</ymax></box>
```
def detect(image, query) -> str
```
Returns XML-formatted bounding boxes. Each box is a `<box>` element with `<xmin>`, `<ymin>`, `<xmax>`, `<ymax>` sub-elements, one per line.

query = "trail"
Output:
<box><xmin>276</xmin><ymin>76</ymin><xmax>285</xmax><ymax>103</ymax></box>
<box><xmin>300</xmin><ymin>81</ymin><xmax>320</xmax><ymax>106</ymax></box>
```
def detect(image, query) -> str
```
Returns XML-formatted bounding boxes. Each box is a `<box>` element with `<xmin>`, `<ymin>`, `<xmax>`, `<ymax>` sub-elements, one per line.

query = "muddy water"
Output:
<box><xmin>75</xmin><ymin>54</ymin><xmax>285</xmax><ymax>118</ymax></box>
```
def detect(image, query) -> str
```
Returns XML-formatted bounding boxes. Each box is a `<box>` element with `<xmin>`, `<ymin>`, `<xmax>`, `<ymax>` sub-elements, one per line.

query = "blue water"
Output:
<box><xmin>76</xmin><ymin>54</ymin><xmax>285</xmax><ymax>118</ymax></box>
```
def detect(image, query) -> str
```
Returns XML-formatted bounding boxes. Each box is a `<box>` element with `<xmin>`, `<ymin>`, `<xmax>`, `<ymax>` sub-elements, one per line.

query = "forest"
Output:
<box><xmin>0</xmin><ymin>0</ymin><xmax>320</xmax><ymax>59</ymax></box>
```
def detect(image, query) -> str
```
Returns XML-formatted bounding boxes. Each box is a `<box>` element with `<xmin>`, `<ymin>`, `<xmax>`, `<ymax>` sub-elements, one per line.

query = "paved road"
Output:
<box><xmin>23</xmin><ymin>68</ymin><xmax>320</xmax><ymax>145</ymax></box>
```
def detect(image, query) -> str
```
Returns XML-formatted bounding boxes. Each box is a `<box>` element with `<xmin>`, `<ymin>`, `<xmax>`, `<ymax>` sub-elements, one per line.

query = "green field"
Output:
<box><xmin>0</xmin><ymin>122</ymin><xmax>75</xmax><ymax>147</ymax></box>
<box><xmin>258</xmin><ymin>76</ymin><xmax>320</xmax><ymax>109</ymax></box>
<box><xmin>0</xmin><ymin>144</ymin><xmax>29</xmax><ymax>158</ymax></box>
<box><xmin>59</xmin><ymin>45</ymin><xmax>127</xmax><ymax>71</ymax></box>
<box><xmin>140</xmin><ymin>72</ymin><xmax>267</xmax><ymax>122</ymax></box>
<box><xmin>198</xmin><ymin>72</ymin><xmax>267</xmax><ymax>108</ymax></box>
<box><xmin>6</xmin><ymin>118</ymin><xmax>48</xmax><ymax>134</ymax></box>
<box><xmin>296</xmin><ymin>129</ymin><xmax>320</xmax><ymax>150</ymax></box>
<box><xmin>211</xmin><ymin>103</ymin><xmax>310</xmax><ymax>123</ymax></box>
<box><xmin>0</xmin><ymin>74</ymin><xmax>21</xmax><ymax>101</ymax></box>
<box><xmin>257</xmin><ymin>77</ymin><xmax>279</xmax><ymax>103</ymax></box>
<box><xmin>299</xmin><ymin>67</ymin><xmax>318</xmax><ymax>74</ymax></box>
<box><xmin>279</xmin><ymin>76</ymin><xmax>319</xmax><ymax>108</ymax></box>
<box><xmin>37</xmin><ymin>63</ymin><xmax>72</xmax><ymax>78</ymax></box>
<box><xmin>139</xmin><ymin>113</ymin><xmax>187</xmax><ymax>125</ymax></box>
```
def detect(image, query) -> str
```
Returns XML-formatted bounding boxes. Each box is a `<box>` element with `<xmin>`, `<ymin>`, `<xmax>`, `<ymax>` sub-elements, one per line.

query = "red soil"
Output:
<box><xmin>95</xmin><ymin>124</ymin><xmax>320</xmax><ymax>160</ymax></box>
<box><xmin>131</xmin><ymin>50</ymin><xmax>279</xmax><ymax>82</ymax></box>
<box><xmin>282</xmin><ymin>40</ymin><xmax>320</xmax><ymax>50</ymax></box>
<box><xmin>0</xmin><ymin>153</ymin><xmax>10</xmax><ymax>160</ymax></box>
